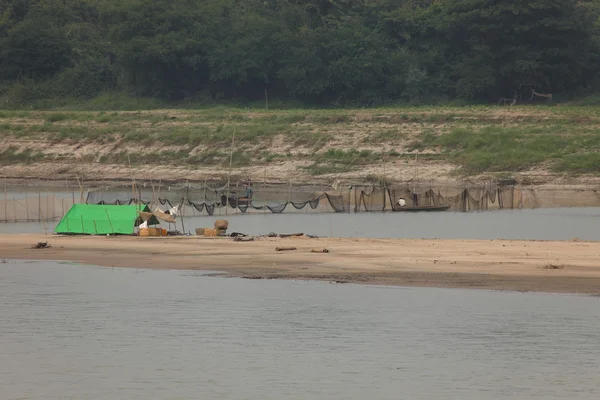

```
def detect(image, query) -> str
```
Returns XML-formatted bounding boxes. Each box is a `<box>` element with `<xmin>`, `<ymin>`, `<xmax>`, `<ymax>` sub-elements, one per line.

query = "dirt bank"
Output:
<box><xmin>3</xmin><ymin>234</ymin><xmax>600</xmax><ymax>294</ymax></box>
<box><xmin>3</xmin><ymin>107</ymin><xmax>600</xmax><ymax>185</ymax></box>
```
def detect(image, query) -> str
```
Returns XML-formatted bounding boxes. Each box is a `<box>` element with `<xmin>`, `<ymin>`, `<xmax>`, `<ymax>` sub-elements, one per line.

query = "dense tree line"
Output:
<box><xmin>2</xmin><ymin>0</ymin><xmax>600</xmax><ymax>106</ymax></box>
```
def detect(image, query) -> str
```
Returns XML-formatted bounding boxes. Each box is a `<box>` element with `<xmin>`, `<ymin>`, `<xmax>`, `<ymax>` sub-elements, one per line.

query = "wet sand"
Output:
<box><xmin>2</xmin><ymin>234</ymin><xmax>600</xmax><ymax>294</ymax></box>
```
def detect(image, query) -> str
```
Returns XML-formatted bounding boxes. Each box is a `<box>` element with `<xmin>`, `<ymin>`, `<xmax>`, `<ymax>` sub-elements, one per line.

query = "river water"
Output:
<box><xmin>4</xmin><ymin>207</ymin><xmax>600</xmax><ymax>240</ymax></box>
<box><xmin>1</xmin><ymin>260</ymin><xmax>599</xmax><ymax>400</ymax></box>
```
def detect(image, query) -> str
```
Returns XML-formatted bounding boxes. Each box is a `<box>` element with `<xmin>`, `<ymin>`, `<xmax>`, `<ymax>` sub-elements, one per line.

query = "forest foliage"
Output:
<box><xmin>2</xmin><ymin>0</ymin><xmax>600</xmax><ymax>107</ymax></box>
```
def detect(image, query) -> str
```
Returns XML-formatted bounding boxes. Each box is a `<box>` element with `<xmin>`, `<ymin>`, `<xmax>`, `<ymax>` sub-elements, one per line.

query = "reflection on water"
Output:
<box><xmin>4</xmin><ymin>207</ymin><xmax>600</xmax><ymax>240</ymax></box>
<box><xmin>1</xmin><ymin>261</ymin><xmax>599</xmax><ymax>400</ymax></box>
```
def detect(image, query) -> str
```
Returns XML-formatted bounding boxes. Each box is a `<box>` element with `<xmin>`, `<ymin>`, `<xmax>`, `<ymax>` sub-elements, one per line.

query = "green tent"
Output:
<box><xmin>55</xmin><ymin>204</ymin><xmax>159</xmax><ymax>235</ymax></box>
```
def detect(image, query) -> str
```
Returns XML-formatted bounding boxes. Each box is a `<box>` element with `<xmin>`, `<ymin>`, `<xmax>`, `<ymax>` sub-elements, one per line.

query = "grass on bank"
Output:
<box><xmin>407</xmin><ymin>125</ymin><xmax>600</xmax><ymax>174</ymax></box>
<box><xmin>0</xmin><ymin>146</ymin><xmax>46</xmax><ymax>164</ymax></box>
<box><xmin>2</xmin><ymin>105</ymin><xmax>600</xmax><ymax>175</ymax></box>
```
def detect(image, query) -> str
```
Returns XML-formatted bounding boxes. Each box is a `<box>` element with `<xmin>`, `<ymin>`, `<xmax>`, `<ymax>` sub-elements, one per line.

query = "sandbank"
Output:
<box><xmin>1</xmin><ymin>234</ymin><xmax>600</xmax><ymax>294</ymax></box>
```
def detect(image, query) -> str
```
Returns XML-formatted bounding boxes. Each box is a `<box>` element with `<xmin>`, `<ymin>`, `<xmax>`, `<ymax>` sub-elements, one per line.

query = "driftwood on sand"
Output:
<box><xmin>276</xmin><ymin>246</ymin><xmax>297</xmax><ymax>251</ymax></box>
<box><xmin>31</xmin><ymin>242</ymin><xmax>50</xmax><ymax>249</ymax></box>
<box><xmin>233</xmin><ymin>237</ymin><xmax>255</xmax><ymax>242</ymax></box>
<box><xmin>279</xmin><ymin>233</ymin><xmax>304</xmax><ymax>238</ymax></box>
<box><xmin>311</xmin><ymin>248</ymin><xmax>329</xmax><ymax>253</ymax></box>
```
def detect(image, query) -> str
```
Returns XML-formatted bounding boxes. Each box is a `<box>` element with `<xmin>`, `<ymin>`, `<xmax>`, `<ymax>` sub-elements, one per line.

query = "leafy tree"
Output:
<box><xmin>1</xmin><ymin>0</ymin><xmax>600</xmax><ymax>105</ymax></box>
<box><xmin>391</xmin><ymin>0</ymin><xmax>595</xmax><ymax>99</ymax></box>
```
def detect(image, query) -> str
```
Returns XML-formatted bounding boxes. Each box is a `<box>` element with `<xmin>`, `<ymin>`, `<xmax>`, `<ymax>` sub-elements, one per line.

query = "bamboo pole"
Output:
<box><xmin>12</xmin><ymin>196</ymin><xmax>16</xmax><ymax>222</ymax></box>
<box><xmin>203</xmin><ymin>177</ymin><xmax>207</xmax><ymax>202</ymax></box>
<box><xmin>180</xmin><ymin>203</ymin><xmax>186</xmax><ymax>234</ymax></box>
<box><xmin>226</xmin><ymin>126</ymin><xmax>236</xmax><ymax>216</ymax></box>
<box><xmin>179</xmin><ymin>182</ymin><xmax>187</xmax><ymax>234</ymax></box>
<box><xmin>185</xmin><ymin>180</ymin><xmax>189</xmax><ymax>219</ymax></box>
<box><xmin>150</xmin><ymin>178</ymin><xmax>156</xmax><ymax>208</ymax></box>
<box><xmin>25</xmin><ymin>191</ymin><xmax>29</xmax><ymax>221</ymax></box>
<box><xmin>105</xmin><ymin>209</ymin><xmax>114</xmax><ymax>234</ymax></box>
<box><xmin>312</xmin><ymin>181</ymin><xmax>316</xmax><ymax>214</ymax></box>
<box><xmin>383</xmin><ymin>159</ymin><xmax>387</xmax><ymax>212</ymax></box>
<box><xmin>158</xmin><ymin>178</ymin><xmax>162</xmax><ymax>203</ymax></box>
<box><xmin>4</xmin><ymin>176</ymin><xmax>7</xmax><ymax>223</ymax></box>
<box><xmin>75</xmin><ymin>174</ymin><xmax>84</xmax><ymax>204</ymax></box>
<box><xmin>51</xmin><ymin>172</ymin><xmax>55</xmax><ymax>220</ymax></box>
<box><xmin>40</xmin><ymin>196</ymin><xmax>47</xmax><ymax>235</ymax></box>
<box><xmin>128</xmin><ymin>154</ymin><xmax>136</xmax><ymax>203</ymax></box>
<box><xmin>80</xmin><ymin>166</ymin><xmax>85</xmax><ymax>204</ymax></box>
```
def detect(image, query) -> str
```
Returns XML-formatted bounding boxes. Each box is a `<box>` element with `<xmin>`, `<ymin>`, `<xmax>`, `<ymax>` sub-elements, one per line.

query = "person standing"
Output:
<box><xmin>245</xmin><ymin>183</ymin><xmax>253</xmax><ymax>200</ymax></box>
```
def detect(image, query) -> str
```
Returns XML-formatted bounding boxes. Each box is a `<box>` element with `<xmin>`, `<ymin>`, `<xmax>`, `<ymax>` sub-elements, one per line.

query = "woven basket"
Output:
<box><xmin>203</xmin><ymin>228</ymin><xmax>218</xmax><ymax>237</ymax></box>
<box><xmin>214</xmin><ymin>219</ymin><xmax>229</xmax><ymax>229</ymax></box>
<box><xmin>140</xmin><ymin>227</ymin><xmax>164</xmax><ymax>237</ymax></box>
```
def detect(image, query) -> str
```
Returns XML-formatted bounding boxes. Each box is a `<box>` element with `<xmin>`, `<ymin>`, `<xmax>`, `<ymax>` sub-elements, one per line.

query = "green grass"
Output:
<box><xmin>409</xmin><ymin>125</ymin><xmax>600</xmax><ymax>174</ymax></box>
<box><xmin>0</xmin><ymin>147</ymin><xmax>46</xmax><ymax>164</ymax></box>
<box><xmin>303</xmin><ymin>163</ymin><xmax>358</xmax><ymax>175</ymax></box>
<box><xmin>2</xmin><ymin>104</ymin><xmax>600</xmax><ymax>176</ymax></box>
<box><xmin>553</xmin><ymin>153</ymin><xmax>600</xmax><ymax>173</ymax></box>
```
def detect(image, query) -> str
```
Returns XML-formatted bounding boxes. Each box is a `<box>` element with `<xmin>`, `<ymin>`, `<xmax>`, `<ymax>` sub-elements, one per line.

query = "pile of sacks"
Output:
<box><xmin>196</xmin><ymin>220</ymin><xmax>228</xmax><ymax>237</ymax></box>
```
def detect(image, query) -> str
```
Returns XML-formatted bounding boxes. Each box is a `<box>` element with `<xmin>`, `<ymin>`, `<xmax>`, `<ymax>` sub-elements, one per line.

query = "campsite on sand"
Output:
<box><xmin>2</xmin><ymin>187</ymin><xmax>600</xmax><ymax>295</ymax></box>
<box><xmin>3</xmin><ymin>106</ymin><xmax>600</xmax><ymax>295</ymax></box>
<box><xmin>4</xmin><ymin>233</ymin><xmax>600</xmax><ymax>294</ymax></box>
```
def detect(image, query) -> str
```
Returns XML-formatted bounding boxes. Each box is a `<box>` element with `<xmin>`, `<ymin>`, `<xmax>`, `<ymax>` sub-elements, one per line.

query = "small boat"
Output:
<box><xmin>393</xmin><ymin>204</ymin><xmax>451</xmax><ymax>212</ymax></box>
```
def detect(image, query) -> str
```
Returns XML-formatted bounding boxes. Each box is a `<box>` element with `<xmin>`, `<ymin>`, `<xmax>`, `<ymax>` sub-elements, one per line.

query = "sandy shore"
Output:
<box><xmin>2</xmin><ymin>234</ymin><xmax>600</xmax><ymax>294</ymax></box>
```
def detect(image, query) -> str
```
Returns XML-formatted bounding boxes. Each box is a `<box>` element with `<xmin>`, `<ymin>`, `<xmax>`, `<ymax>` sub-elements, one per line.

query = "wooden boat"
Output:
<box><xmin>393</xmin><ymin>204</ymin><xmax>451</xmax><ymax>212</ymax></box>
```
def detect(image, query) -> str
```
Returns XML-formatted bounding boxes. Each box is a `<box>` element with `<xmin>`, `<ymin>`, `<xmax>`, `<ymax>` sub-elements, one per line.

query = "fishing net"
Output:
<box><xmin>355</xmin><ymin>187</ymin><xmax>387</xmax><ymax>212</ymax></box>
<box><xmin>266</xmin><ymin>202</ymin><xmax>288</xmax><ymax>213</ymax></box>
<box><xmin>0</xmin><ymin>194</ymin><xmax>75</xmax><ymax>222</ymax></box>
<box><xmin>87</xmin><ymin>190</ymin><xmax>139</xmax><ymax>205</ymax></box>
<box><xmin>72</xmin><ymin>179</ymin><xmax>585</xmax><ymax>218</ymax></box>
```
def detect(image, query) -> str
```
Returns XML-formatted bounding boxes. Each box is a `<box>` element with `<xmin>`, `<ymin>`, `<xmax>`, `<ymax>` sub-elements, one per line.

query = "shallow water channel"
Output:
<box><xmin>1</xmin><ymin>261</ymin><xmax>599</xmax><ymax>400</ymax></box>
<box><xmin>4</xmin><ymin>206</ymin><xmax>600</xmax><ymax>240</ymax></box>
